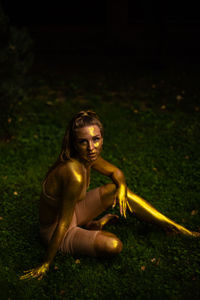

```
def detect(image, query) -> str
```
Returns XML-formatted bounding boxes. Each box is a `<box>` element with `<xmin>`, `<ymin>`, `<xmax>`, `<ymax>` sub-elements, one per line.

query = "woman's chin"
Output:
<box><xmin>79</xmin><ymin>152</ymin><xmax>100</xmax><ymax>163</ymax></box>
<box><xmin>88</xmin><ymin>155</ymin><xmax>97</xmax><ymax>161</ymax></box>
<box><xmin>86</xmin><ymin>153</ymin><xmax>99</xmax><ymax>163</ymax></box>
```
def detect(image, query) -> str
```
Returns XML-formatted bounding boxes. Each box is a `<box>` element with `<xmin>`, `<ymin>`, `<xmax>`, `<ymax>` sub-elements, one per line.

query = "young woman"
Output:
<box><xmin>20</xmin><ymin>110</ymin><xmax>200</xmax><ymax>280</ymax></box>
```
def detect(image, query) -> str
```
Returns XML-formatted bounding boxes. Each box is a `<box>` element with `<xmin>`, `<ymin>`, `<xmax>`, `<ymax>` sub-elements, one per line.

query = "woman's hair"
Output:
<box><xmin>44</xmin><ymin>110</ymin><xmax>103</xmax><ymax>181</ymax></box>
<box><xmin>60</xmin><ymin>110</ymin><xmax>103</xmax><ymax>161</ymax></box>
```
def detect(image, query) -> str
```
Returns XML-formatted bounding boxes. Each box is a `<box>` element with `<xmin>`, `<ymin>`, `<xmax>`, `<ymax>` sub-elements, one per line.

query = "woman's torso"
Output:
<box><xmin>39</xmin><ymin>160</ymin><xmax>90</xmax><ymax>226</ymax></box>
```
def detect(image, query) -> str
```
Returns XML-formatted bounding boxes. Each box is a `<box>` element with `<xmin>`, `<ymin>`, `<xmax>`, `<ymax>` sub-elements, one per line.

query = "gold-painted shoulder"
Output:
<box><xmin>58</xmin><ymin>160</ymin><xmax>83</xmax><ymax>184</ymax></box>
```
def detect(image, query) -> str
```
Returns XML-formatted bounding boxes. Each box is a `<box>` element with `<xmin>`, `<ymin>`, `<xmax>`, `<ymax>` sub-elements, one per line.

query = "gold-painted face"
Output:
<box><xmin>74</xmin><ymin>125</ymin><xmax>103</xmax><ymax>163</ymax></box>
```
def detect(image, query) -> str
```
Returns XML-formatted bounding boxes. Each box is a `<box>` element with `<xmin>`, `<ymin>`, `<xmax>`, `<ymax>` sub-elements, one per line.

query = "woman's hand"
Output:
<box><xmin>113</xmin><ymin>184</ymin><xmax>127</xmax><ymax>218</ymax></box>
<box><xmin>20</xmin><ymin>263</ymin><xmax>49</xmax><ymax>280</ymax></box>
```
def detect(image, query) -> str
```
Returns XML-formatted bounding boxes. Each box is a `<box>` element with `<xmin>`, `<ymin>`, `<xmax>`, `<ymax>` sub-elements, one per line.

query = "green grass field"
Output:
<box><xmin>1</xmin><ymin>62</ymin><xmax>200</xmax><ymax>299</ymax></box>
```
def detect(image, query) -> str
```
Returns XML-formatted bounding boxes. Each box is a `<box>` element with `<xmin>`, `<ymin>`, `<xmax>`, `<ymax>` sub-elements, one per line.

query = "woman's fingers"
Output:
<box><xmin>123</xmin><ymin>199</ymin><xmax>127</xmax><ymax>218</ymax></box>
<box><xmin>116</xmin><ymin>185</ymin><xmax>128</xmax><ymax>218</ymax></box>
<box><xmin>115</xmin><ymin>190</ymin><xmax>127</xmax><ymax>218</ymax></box>
<box><xmin>20</xmin><ymin>265</ymin><xmax>48</xmax><ymax>280</ymax></box>
<box><xmin>127</xmin><ymin>200</ymin><xmax>133</xmax><ymax>213</ymax></box>
<box><xmin>37</xmin><ymin>273</ymin><xmax>44</xmax><ymax>280</ymax></box>
<box><xmin>119</xmin><ymin>198</ymin><xmax>122</xmax><ymax>216</ymax></box>
<box><xmin>123</xmin><ymin>200</ymin><xmax>126</xmax><ymax>218</ymax></box>
<box><xmin>112</xmin><ymin>196</ymin><xmax>116</xmax><ymax>208</ymax></box>
<box><xmin>117</xmin><ymin>198</ymin><xmax>122</xmax><ymax>216</ymax></box>
<box><xmin>118</xmin><ymin>196</ymin><xmax>127</xmax><ymax>218</ymax></box>
<box><xmin>32</xmin><ymin>272</ymin><xmax>40</xmax><ymax>279</ymax></box>
<box><xmin>23</xmin><ymin>269</ymin><xmax>34</xmax><ymax>274</ymax></box>
<box><xmin>20</xmin><ymin>269</ymin><xmax>38</xmax><ymax>280</ymax></box>
<box><xmin>124</xmin><ymin>187</ymin><xmax>127</xmax><ymax>218</ymax></box>
<box><xmin>20</xmin><ymin>272</ymin><xmax>32</xmax><ymax>280</ymax></box>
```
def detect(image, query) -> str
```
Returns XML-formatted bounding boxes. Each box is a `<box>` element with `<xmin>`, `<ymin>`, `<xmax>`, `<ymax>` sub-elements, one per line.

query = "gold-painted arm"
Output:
<box><xmin>92</xmin><ymin>156</ymin><xmax>128</xmax><ymax>218</ymax></box>
<box><xmin>44</xmin><ymin>165</ymin><xmax>84</xmax><ymax>263</ymax></box>
<box><xmin>20</xmin><ymin>164</ymin><xmax>84</xmax><ymax>280</ymax></box>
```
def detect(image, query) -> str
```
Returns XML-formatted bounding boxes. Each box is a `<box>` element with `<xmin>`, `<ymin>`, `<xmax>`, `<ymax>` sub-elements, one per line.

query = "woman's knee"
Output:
<box><xmin>99</xmin><ymin>183</ymin><xmax>117</xmax><ymax>209</ymax></box>
<box><xmin>94</xmin><ymin>231</ymin><xmax>123</xmax><ymax>257</ymax></box>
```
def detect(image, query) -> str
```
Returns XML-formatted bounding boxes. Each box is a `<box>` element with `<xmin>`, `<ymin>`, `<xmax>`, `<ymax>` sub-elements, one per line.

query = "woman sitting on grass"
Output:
<box><xmin>20</xmin><ymin>110</ymin><xmax>200</xmax><ymax>280</ymax></box>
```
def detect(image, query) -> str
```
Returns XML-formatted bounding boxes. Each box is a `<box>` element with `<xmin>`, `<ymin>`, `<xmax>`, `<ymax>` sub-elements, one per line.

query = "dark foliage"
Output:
<box><xmin>0</xmin><ymin>4</ymin><xmax>33</xmax><ymax>138</ymax></box>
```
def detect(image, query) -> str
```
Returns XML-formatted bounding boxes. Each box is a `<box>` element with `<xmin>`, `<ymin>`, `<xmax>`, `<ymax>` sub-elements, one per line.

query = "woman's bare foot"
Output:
<box><xmin>164</xmin><ymin>225</ymin><xmax>200</xmax><ymax>238</ymax></box>
<box><xmin>191</xmin><ymin>231</ymin><xmax>200</xmax><ymax>237</ymax></box>
<box><xmin>85</xmin><ymin>214</ymin><xmax>119</xmax><ymax>230</ymax></box>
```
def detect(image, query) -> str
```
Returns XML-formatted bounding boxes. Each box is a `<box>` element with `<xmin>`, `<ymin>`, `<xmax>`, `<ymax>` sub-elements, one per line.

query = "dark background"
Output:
<box><xmin>1</xmin><ymin>3</ymin><xmax>200</xmax><ymax>299</ymax></box>
<box><xmin>2</xmin><ymin>0</ymin><xmax>200</xmax><ymax>68</ymax></box>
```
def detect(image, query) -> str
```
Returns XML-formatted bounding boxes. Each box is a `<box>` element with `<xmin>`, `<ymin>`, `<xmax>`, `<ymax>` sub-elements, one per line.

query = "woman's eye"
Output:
<box><xmin>79</xmin><ymin>140</ymin><xmax>87</xmax><ymax>145</ymax></box>
<box><xmin>93</xmin><ymin>137</ymin><xmax>100</xmax><ymax>141</ymax></box>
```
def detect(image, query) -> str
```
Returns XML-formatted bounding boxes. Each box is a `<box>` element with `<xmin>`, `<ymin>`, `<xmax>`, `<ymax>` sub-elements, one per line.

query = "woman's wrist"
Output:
<box><xmin>112</xmin><ymin>169</ymin><xmax>126</xmax><ymax>187</ymax></box>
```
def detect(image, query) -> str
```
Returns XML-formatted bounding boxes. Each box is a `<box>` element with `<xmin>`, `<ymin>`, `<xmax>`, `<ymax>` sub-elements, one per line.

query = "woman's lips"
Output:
<box><xmin>88</xmin><ymin>152</ymin><xmax>96</xmax><ymax>157</ymax></box>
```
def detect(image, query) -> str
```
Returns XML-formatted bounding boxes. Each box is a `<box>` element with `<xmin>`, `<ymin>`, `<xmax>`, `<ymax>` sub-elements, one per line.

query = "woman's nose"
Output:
<box><xmin>88</xmin><ymin>141</ymin><xmax>95</xmax><ymax>151</ymax></box>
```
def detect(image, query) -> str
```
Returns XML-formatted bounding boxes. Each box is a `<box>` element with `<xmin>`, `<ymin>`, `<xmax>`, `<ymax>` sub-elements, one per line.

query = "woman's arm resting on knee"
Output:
<box><xmin>92</xmin><ymin>156</ymin><xmax>127</xmax><ymax>218</ymax></box>
<box><xmin>20</xmin><ymin>168</ymin><xmax>84</xmax><ymax>280</ymax></box>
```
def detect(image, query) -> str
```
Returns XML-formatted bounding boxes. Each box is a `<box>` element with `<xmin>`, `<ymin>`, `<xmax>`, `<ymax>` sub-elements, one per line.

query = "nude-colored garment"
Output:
<box><xmin>40</xmin><ymin>187</ymin><xmax>105</xmax><ymax>257</ymax></box>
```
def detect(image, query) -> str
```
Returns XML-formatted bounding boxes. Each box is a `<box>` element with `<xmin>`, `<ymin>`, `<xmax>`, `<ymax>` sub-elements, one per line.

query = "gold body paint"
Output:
<box><xmin>20</xmin><ymin>122</ymin><xmax>199</xmax><ymax>281</ymax></box>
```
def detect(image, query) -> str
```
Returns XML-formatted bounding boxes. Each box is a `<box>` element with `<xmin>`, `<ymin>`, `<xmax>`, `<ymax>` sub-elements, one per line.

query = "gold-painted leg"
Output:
<box><xmin>85</xmin><ymin>214</ymin><xmax>119</xmax><ymax>230</ymax></box>
<box><xmin>94</xmin><ymin>231</ymin><xmax>123</xmax><ymax>257</ymax></box>
<box><xmin>127</xmin><ymin>189</ymin><xmax>200</xmax><ymax>237</ymax></box>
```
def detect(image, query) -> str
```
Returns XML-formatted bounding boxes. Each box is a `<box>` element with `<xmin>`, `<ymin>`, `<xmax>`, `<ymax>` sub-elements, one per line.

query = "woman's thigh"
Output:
<box><xmin>75</xmin><ymin>184</ymin><xmax>117</xmax><ymax>226</ymax></box>
<box><xmin>99</xmin><ymin>183</ymin><xmax>117</xmax><ymax>209</ymax></box>
<box><xmin>60</xmin><ymin>227</ymin><xmax>122</xmax><ymax>257</ymax></box>
<box><xmin>60</xmin><ymin>226</ymin><xmax>100</xmax><ymax>257</ymax></box>
<box><xmin>75</xmin><ymin>187</ymin><xmax>105</xmax><ymax>226</ymax></box>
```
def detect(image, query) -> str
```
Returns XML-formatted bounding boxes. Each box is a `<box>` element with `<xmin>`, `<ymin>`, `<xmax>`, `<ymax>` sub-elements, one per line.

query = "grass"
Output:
<box><xmin>0</xmin><ymin>59</ymin><xmax>200</xmax><ymax>299</ymax></box>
